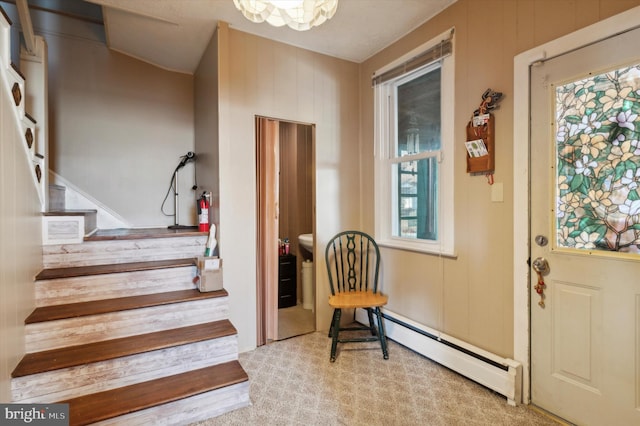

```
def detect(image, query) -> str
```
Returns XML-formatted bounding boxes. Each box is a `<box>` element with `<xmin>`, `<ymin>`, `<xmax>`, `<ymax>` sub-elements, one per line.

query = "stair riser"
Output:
<box><xmin>26</xmin><ymin>298</ymin><xmax>228</xmax><ymax>352</ymax></box>
<box><xmin>12</xmin><ymin>336</ymin><xmax>238</xmax><ymax>403</ymax></box>
<box><xmin>36</xmin><ymin>267</ymin><xmax>197</xmax><ymax>307</ymax></box>
<box><xmin>42</xmin><ymin>236</ymin><xmax>207</xmax><ymax>268</ymax></box>
<box><xmin>48</xmin><ymin>184</ymin><xmax>66</xmax><ymax>211</ymax></box>
<box><xmin>93</xmin><ymin>382</ymin><xmax>250</xmax><ymax>426</ymax></box>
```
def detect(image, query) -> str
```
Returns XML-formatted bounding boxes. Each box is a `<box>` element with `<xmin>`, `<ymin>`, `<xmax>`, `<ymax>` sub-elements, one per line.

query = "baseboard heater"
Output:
<box><xmin>355</xmin><ymin>308</ymin><xmax>522</xmax><ymax>405</ymax></box>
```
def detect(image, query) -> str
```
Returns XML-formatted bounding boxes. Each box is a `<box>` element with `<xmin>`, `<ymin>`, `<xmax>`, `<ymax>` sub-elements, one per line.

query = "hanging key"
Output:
<box><xmin>532</xmin><ymin>257</ymin><xmax>549</xmax><ymax>308</ymax></box>
<box><xmin>534</xmin><ymin>271</ymin><xmax>546</xmax><ymax>307</ymax></box>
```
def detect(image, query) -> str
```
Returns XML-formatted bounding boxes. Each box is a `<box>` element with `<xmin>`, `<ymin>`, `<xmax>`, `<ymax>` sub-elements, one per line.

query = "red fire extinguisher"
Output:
<box><xmin>198</xmin><ymin>192</ymin><xmax>210</xmax><ymax>232</ymax></box>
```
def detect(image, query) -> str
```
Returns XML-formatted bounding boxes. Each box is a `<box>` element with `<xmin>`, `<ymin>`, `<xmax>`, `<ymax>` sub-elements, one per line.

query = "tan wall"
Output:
<box><xmin>47</xmin><ymin>34</ymin><xmax>195</xmax><ymax>227</ymax></box>
<box><xmin>195</xmin><ymin>29</ymin><xmax>221</xmax><ymax>227</ymax></box>
<box><xmin>359</xmin><ymin>0</ymin><xmax>640</xmax><ymax>358</ymax></box>
<box><xmin>0</xmin><ymin>70</ymin><xmax>42</xmax><ymax>401</ymax></box>
<box><xmin>215</xmin><ymin>24</ymin><xmax>360</xmax><ymax>351</ymax></box>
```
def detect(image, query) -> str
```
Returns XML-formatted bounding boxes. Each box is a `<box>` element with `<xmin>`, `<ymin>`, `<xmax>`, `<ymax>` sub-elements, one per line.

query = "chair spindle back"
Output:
<box><xmin>325</xmin><ymin>231</ymin><xmax>380</xmax><ymax>296</ymax></box>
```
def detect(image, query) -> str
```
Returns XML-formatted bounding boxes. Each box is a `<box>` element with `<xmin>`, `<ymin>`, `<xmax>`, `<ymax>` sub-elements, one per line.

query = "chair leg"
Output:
<box><xmin>367</xmin><ymin>308</ymin><xmax>376</xmax><ymax>336</ymax></box>
<box><xmin>330</xmin><ymin>308</ymin><xmax>342</xmax><ymax>362</ymax></box>
<box><xmin>375</xmin><ymin>307</ymin><xmax>389</xmax><ymax>360</ymax></box>
<box><xmin>328</xmin><ymin>309</ymin><xmax>338</xmax><ymax>338</ymax></box>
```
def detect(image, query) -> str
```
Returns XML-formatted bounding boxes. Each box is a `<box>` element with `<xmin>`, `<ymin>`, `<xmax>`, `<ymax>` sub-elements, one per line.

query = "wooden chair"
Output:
<box><xmin>325</xmin><ymin>231</ymin><xmax>389</xmax><ymax>362</ymax></box>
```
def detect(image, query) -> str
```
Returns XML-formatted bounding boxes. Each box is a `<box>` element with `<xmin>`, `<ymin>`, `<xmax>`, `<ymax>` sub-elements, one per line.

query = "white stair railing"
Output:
<box><xmin>0</xmin><ymin>8</ymin><xmax>46</xmax><ymax>209</ymax></box>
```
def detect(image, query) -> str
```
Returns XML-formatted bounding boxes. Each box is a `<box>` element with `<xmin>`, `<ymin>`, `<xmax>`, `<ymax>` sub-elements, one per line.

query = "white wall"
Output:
<box><xmin>194</xmin><ymin>28</ymin><xmax>220</xmax><ymax>227</ymax></box>
<box><xmin>46</xmin><ymin>33</ymin><xmax>195</xmax><ymax>227</ymax></box>
<box><xmin>2</xmin><ymin>5</ymin><xmax>199</xmax><ymax>227</ymax></box>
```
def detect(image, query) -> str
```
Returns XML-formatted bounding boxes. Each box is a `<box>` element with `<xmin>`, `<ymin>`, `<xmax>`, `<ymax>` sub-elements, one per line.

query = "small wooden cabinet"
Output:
<box><xmin>278</xmin><ymin>254</ymin><xmax>297</xmax><ymax>308</ymax></box>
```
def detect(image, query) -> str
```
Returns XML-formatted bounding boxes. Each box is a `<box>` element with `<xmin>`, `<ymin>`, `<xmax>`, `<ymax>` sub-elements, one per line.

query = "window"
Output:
<box><xmin>374</xmin><ymin>31</ymin><xmax>455</xmax><ymax>255</ymax></box>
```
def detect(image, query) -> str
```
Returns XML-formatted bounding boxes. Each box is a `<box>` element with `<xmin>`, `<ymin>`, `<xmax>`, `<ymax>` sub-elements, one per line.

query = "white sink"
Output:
<box><xmin>298</xmin><ymin>233</ymin><xmax>313</xmax><ymax>253</ymax></box>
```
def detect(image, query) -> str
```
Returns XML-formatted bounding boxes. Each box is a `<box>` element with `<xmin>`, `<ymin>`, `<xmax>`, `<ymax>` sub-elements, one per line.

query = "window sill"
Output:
<box><xmin>377</xmin><ymin>238</ymin><xmax>458</xmax><ymax>259</ymax></box>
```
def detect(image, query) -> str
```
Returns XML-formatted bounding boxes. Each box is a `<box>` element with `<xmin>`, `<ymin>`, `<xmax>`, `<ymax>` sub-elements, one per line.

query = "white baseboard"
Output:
<box><xmin>356</xmin><ymin>308</ymin><xmax>522</xmax><ymax>405</ymax></box>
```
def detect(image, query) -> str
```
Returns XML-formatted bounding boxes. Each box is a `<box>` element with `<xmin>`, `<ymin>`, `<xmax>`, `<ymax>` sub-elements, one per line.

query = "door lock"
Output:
<box><xmin>535</xmin><ymin>235</ymin><xmax>548</xmax><ymax>247</ymax></box>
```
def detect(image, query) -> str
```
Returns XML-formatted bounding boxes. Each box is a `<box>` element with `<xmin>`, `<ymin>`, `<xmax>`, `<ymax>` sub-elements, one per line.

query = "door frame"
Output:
<box><xmin>513</xmin><ymin>6</ymin><xmax>640</xmax><ymax>404</ymax></box>
<box><xmin>256</xmin><ymin>115</ymin><xmax>317</xmax><ymax>345</ymax></box>
<box><xmin>256</xmin><ymin>116</ymin><xmax>280</xmax><ymax>345</ymax></box>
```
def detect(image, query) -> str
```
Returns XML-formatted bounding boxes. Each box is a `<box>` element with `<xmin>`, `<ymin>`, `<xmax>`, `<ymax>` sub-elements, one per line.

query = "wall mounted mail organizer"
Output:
<box><xmin>466</xmin><ymin>113</ymin><xmax>494</xmax><ymax>174</ymax></box>
<box><xmin>466</xmin><ymin>88</ymin><xmax>502</xmax><ymax>178</ymax></box>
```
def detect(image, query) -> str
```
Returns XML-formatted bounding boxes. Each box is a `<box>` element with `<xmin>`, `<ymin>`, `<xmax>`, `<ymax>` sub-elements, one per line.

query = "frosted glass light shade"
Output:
<box><xmin>233</xmin><ymin>0</ymin><xmax>338</xmax><ymax>31</ymax></box>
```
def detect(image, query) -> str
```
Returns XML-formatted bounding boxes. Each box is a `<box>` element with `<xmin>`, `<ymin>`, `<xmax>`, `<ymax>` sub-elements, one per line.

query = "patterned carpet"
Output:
<box><xmin>192</xmin><ymin>330</ymin><xmax>562</xmax><ymax>426</ymax></box>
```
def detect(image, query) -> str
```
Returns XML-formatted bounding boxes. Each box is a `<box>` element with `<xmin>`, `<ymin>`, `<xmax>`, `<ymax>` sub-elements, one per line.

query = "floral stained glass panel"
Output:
<box><xmin>555</xmin><ymin>64</ymin><xmax>640</xmax><ymax>253</ymax></box>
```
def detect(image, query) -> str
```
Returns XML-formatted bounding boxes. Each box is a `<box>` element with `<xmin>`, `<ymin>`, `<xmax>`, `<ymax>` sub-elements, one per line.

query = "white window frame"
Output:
<box><xmin>374</xmin><ymin>29</ymin><xmax>455</xmax><ymax>256</ymax></box>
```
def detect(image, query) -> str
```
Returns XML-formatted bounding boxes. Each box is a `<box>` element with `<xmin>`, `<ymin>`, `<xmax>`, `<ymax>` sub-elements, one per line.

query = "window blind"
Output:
<box><xmin>372</xmin><ymin>36</ymin><xmax>452</xmax><ymax>86</ymax></box>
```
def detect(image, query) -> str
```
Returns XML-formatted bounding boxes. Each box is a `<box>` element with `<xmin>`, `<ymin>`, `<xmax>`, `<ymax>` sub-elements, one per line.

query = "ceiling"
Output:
<box><xmin>80</xmin><ymin>0</ymin><xmax>457</xmax><ymax>74</ymax></box>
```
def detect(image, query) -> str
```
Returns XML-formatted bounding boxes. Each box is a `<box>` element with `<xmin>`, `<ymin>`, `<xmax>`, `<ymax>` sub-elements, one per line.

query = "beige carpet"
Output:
<box><xmin>277</xmin><ymin>304</ymin><xmax>315</xmax><ymax>340</ymax></box>
<box><xmin>192</xmin><ymin>330</ymin><xmax>562</xmax><ymax>426</ymax></box>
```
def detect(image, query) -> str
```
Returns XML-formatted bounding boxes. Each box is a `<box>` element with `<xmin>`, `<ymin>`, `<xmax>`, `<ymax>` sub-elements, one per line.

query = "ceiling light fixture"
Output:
<box><xmin>233</xmin><ymin>0</ymin><xmax>338</xmax><ymax>31</ymax></box>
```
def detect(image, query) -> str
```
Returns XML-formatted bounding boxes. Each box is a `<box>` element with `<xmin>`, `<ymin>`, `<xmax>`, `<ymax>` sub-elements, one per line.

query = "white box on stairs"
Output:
<box><xmin>42</xmin><ymin>210</ymin><xmax>97</xmax><ymax>245</ymax></box>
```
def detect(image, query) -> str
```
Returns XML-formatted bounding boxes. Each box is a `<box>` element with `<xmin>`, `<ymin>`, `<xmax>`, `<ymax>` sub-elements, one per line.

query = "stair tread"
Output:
<box><xmin>36</xmin><ymin>257</ymin><xmax>198</xmax><ymax>280</ymax></box>
<box><xmin>25</xmin><ymin>288</ymin><xmax>226</xmax><ymax>323</ymax></box>
<box><xmin>42</xmin><ymin>210</ymin><xmax>97</xmax><ymax>216</ymax></box>
<box><xmin>62</xmin><ymin>360</ymin><xmax>248</xmax><ymax>426</ymax></box>
<box><xmin>86</xmin><ymin>227</ymin><xmax>206</xmax><ymax>241</ymax></box>
<box><xmin>12</xmin><ymin>320</ymin><xmax>237</xmax><ymax>378</ymax></box>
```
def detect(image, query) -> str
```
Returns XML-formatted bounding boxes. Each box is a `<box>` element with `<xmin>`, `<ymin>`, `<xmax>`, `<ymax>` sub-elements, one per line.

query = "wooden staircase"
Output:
<box><xmin>11</xmin><ymin>229</ymin><xmax>250</xmax><ymax>425</ymax></box>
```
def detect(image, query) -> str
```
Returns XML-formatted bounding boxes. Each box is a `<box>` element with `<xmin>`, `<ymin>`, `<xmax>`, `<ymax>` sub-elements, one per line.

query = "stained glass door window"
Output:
<box><xmin>555</xmin><ymin>64</ymin><xmax>640</xmax><ymax>253</ymax></box>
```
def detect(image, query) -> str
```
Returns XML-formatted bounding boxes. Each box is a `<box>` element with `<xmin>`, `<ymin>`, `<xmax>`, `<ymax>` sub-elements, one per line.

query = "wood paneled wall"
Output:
<box><xmin>279</xmin><ymin>123</ymin><xmax>313</xmax><ymax>254</ymax></box>
<box><xmin>214</xmin><ymin>23</ymin><xmax>361</xmax><ymax>351</ymax></box>
<box><xmin>358</xmin><ymin>0</ymin><xmax>640</xmax><ymax>358</ymax></box>
<box><xmin>0</xmin><ymin>70</ymin><xmax>42</xmax><ymax>401</ymax></box>
<box><xmin>279</xmin><ymin>122</ymin><xmax>313</xmax><ymax>301</ymax></box>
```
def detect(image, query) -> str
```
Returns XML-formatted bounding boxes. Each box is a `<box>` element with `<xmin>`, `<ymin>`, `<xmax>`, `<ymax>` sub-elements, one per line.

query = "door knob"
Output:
<box><xmin>532</xmin><ymin>257</ymin><xmax>549</xmax><ymax>273</ymax></box>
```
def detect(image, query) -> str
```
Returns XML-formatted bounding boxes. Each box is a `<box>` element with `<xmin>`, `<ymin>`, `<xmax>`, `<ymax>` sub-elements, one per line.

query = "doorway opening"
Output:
<box><xmin>256</xmin><ymin>116</ymin><xmax>316</xmax><ymax>345</ymax></box>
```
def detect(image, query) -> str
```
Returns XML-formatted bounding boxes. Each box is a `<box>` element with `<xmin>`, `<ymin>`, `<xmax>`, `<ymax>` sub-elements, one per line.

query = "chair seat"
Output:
<box><xmin>329</xmin><ymin>290</ymin><xmax>388</xmax><ymax>309</ymax></box>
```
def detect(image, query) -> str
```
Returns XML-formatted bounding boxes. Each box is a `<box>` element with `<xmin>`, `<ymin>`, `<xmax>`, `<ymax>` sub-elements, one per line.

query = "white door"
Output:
<box><xmin>530</xmin><ymin>27</ymin><xmax>640</xmax><ymax>425</ymax></box>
